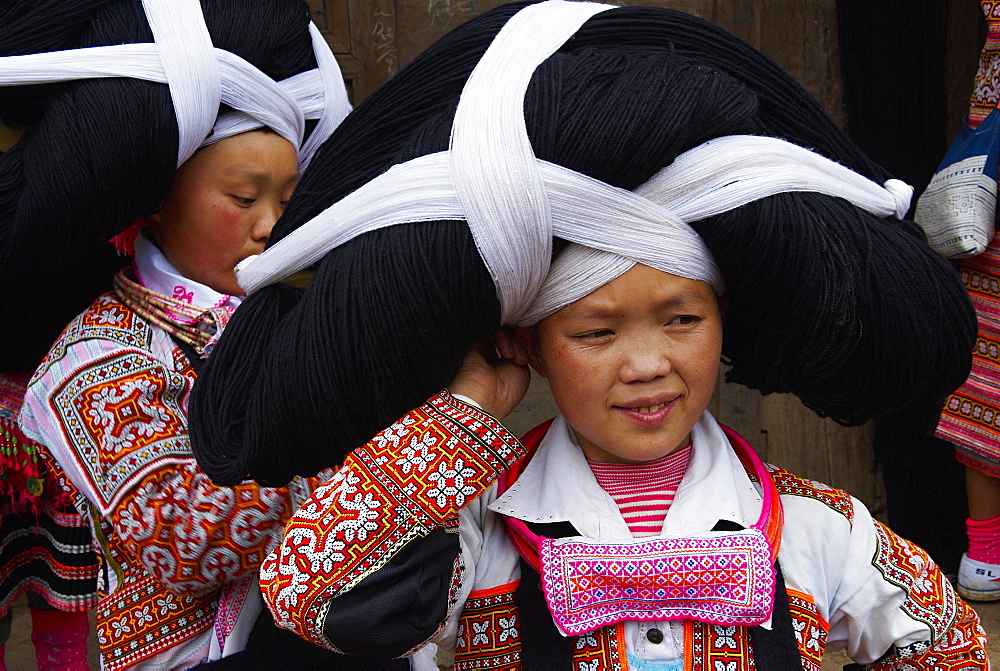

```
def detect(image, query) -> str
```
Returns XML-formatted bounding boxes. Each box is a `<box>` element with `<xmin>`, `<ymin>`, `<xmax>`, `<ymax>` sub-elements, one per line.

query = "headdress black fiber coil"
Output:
<box><xmin>0</xmin><ymin>0</ymin><xmax>318</xmax><ymax>372</ymax></box>
<box><xmin>189</xmin><ymin>1</ymin><xmax>976</xmax><ymax>486</ymax></box>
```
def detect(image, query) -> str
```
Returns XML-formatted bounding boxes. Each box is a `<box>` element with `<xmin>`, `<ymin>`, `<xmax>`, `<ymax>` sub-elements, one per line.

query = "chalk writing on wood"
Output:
<box><xmin>372</xmin><ymin>10</ymin><xmax>398</xmax><ymax>74</ymax></box>
<box><xmin>427</xmin><ymin>0</ymin><xmax>476</xmax><ymax>28</ymax></box>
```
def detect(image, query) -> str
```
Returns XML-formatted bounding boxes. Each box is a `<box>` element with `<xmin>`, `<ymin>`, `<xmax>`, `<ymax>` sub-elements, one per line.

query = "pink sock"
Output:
<box><xmin>967</xmin><ymin>515</ymin><xmax>1000</xmax><ymax>564</ymax></box>
<box><xmin>29</xmin><ymin>607</ymin><xmax>89</xmax><ymax>671</ymax></box>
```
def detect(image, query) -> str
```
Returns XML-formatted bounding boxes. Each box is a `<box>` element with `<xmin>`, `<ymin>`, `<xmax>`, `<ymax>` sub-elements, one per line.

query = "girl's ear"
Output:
<box><xmin>513</xmin><ymin>326</ymin><xmax>548</xmax><ymax>378</ymax></box>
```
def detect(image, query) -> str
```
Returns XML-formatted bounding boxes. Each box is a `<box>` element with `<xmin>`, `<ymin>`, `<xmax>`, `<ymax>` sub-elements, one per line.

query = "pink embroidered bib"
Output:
<box><xmin>500</xmin><ymin>423</ymin><xmax>783</xmax><ymax>636</ymax></box>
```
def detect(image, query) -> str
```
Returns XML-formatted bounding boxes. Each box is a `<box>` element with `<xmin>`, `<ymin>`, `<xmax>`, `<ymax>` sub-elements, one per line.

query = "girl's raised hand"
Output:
<box><xmin>448</xmin><ymin>328</ymin><xmax>530</xmax><ymax>419</ymax></box>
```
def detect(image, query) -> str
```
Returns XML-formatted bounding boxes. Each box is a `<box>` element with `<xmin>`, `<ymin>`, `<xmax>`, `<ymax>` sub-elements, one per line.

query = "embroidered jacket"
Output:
<box><xmin>19</xmin><ymin>242</ymin><xmax>321</xmax><ymax>670</ymax></box>
<box><xmin>261</xmin><ymin>393</ymin><xmax>990</xmax><ymax>669</ymax></box>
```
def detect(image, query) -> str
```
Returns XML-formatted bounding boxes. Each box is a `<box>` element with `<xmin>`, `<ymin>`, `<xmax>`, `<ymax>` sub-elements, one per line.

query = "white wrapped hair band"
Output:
<box><xmin>637</xmin><ymin>135</ymin><xmax>913</xmax><ymax>222</ymax></box>
<box><xmin>236</xmin><ymin>0</ymin><xmax>911</xmax><ymax>327</ymax></box>
<box><xmin>517</xmin><ymin>245</ymin><xmax>638</xmax><ymax>327</ymax></box>
<box><xmin>0</xmin><ymin>0</ymin><xmax>351</xmax><ymax>169</ymax></box>
<box><xmin>518</xmin><ymin>134</ymin><xmax>916</xmax><ymax>325</ymax></box>
<box><xmin>449</xmin><ymin>0</ymin><xmax>616</xmax><ymax>324</ymax></box>
<box><xmin>236</xmin><ymin>134</ymin><xmax>912</xmax><ymax>319</ymax></box>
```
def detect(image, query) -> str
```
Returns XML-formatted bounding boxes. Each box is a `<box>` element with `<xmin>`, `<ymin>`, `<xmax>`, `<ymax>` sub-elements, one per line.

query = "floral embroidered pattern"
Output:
<box><xmin>786</xmin><ymin>590</ymin><xmax>827</xmax><ymax>670</ymax></box>
<box><xmin>869</xmin><ymin>521</ymin><xmax>990</xmax><ymax>668</ymax></box>
<box><xmin>454</xmin><ymin>582</ymin><xmax>521</xmax><ymax>670</ymax></box>
<box><xmin>260</xmin><ymin>392</ymin><xmax>525</xmax><ymax>650</ymax></box>
<box><xmin>687</xmin><ymin>619</ymin><xmax>755</xmax><ymax>670</ymax></box>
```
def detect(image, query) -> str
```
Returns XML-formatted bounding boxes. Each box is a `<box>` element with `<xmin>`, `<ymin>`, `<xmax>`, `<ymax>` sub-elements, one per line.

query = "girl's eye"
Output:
<box><xmin>576</xmin><ymin>329</ymin><xmax>613</xmax><ymax>340</ymax></box>
<box><xmin>669</xmin><ymin>315</ymin><xmax>700</xmax><ymax>326</ymax></box>
<box><xmin>233</xmin><ymin>196</ymin><xmax>255</xmax><ymax>206</ymax></box>
<box><xmin>280</xmin><ymin>200</ymin><xmax>290</xmax><ymax>208</ymax></box>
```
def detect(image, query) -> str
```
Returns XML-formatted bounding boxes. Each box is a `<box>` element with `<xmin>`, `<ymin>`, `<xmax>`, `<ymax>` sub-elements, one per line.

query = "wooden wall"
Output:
<box><xmin>305</xmin><ymin>0</ymin><xmax>982</xmax><ymax>515</ymax></box>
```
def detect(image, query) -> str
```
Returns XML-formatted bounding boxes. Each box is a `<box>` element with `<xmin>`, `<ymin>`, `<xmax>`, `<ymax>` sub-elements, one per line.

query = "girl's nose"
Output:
<box><xmin>619</xmin><ymin>340</ymin><xmax>672</xmax><ymax>383</ymax></box>
<box><xmin>252</xmin><ymin>203</ymin><xmax>281</xmax><ymax>242</ymax></box>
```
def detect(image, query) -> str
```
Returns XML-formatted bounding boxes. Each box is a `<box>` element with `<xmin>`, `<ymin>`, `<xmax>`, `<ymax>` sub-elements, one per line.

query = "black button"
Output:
<box><xmin>646</xmin><ymin>627</ymin><xmax>664</xmax><ymax>644</ymax></box>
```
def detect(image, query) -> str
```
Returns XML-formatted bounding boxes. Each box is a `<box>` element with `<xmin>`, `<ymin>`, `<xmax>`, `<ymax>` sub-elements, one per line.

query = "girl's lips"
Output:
<box><xmin>614</xmin><ymin>397</ymin><xmax>677</xmax><ymax>426</ymax></box>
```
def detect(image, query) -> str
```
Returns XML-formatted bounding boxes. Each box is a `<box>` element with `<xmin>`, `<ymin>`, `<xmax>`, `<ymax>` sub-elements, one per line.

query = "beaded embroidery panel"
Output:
<box><xmin>260</xmin><ymin>393</ymin><xmax>526</xmax><ymax>649</ymax></box>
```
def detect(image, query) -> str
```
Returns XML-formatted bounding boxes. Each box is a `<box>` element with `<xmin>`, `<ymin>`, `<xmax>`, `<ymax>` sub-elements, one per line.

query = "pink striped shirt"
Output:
<box><xmin>588</xmin><ymin>444</ymin><xmax>692</xmax><ymax>537</ymax></box>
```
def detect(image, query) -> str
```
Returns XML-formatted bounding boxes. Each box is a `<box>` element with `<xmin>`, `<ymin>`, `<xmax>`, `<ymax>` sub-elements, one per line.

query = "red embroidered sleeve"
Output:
<box><xmin>260</xmin><ymin>391</ymin><xmax>526</xmax><ymax>651</ymax></box>
<box><xmin>111</xmin><ymin>458</ymin><xmax>304</xmax><ymax>593</ymax></box>
<box><xmin>868</xmin><ymin>521</ymin><xmax>990</xmax><ymax>669</ymax></box>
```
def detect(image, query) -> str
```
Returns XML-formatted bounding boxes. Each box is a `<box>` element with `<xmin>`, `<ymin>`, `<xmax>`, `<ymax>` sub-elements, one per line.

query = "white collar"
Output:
<box><xmin>489</xmin><ymin>411</ymin><xmax>763</xmax><ymax>540</ymax></box>
<box><xmin>132</xmin><ymin>233</ymin><xmax>240</xmax><ymax>323</ymax></box>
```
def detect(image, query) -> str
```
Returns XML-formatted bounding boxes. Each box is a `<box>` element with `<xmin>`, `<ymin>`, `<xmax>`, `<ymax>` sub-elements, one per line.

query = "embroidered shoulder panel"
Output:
<box><xmin>868</xmin><ymin>520</ymin><xmax>989</xmax><ymax>668</ymax></box>
<box><xmin>869</xmin><ymin>597</ymin><xmax>990</xmax><ymax>669</ymax></box>
<box><xmin>48</xmin><ymin>349</ymin><xmax>193</xmax><ymax>515</ymax></box>
<box><xmin>766</xmin><ymin>466</ymin><xmax>854</xmax><ymax>523</ymax></box>
<box><xmin>454</xmin><ymin>582</ymin><xmax>521</xmax><ymax>670</ymax></box>
<box><xmin>260</xmin><ymin>392</ymin><xmax>526</xmax><ymax>650</ymax></box>
<box><xmin>34</xmin><ymin>293</ymin><xmax>154</xmax><ymax>379</ymax></box>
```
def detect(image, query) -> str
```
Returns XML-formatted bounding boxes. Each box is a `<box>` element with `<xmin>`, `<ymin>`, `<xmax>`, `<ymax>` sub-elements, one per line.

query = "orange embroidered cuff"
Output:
<box><xmin>261</xmin><ymin>391</ymin><xmax>525</xmax><ymax>650</ymax></box>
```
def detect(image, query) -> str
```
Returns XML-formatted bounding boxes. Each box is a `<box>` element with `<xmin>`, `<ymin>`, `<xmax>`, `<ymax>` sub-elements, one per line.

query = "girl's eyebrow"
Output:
<box><xmin>560</xmin><ymin>289</ymin><xmax>710</xmax><ymax>320</ymax></box>
<box><xmin>226</xmin><ymin>168</ymin><xmax>299</xmax><ymax>187</ymax></box>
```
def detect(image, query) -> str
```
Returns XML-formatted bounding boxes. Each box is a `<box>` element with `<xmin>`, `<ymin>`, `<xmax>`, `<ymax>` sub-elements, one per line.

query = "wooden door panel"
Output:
<box><xmin>306</xmin><ymin>0</ymin><xmax>398</xmax><ymax>103</ymax></box>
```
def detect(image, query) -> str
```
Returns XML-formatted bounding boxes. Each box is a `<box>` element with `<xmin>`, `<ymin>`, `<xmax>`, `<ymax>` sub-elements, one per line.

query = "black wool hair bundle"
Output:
<box><xmin>189</xmin><ymin>1</ymin><xmax>976</xmax><ymax>486</ymax></box>
<box><xmin>0</xmin><ymin>0</ymin><xmax>318</xmax><ymax>372</ymax></box>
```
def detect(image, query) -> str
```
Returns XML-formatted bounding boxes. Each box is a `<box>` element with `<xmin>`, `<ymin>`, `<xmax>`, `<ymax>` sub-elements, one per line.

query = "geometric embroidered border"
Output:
<box><xmin>538</xmin><ymin>530</ymin><xmax>775</xmax><ymax>635</ymax></box>
<box><xmin>786</xmin><ymin>589</ymin><xmax>826</xmax><ymax>671</ymax></box>
<box><xmin>49</xmin><ymin>349</ymin><xmax>193</xmax><ymax>516</ymax></box>
<box><xmin>942</xmin><ymin>388</ymin><xmax>1000</xmax><ymax>433</ymax></box>
<box><xmin>767</xmin><ymin>466</ymin><xmax>855</xmax><ymax>524</ymax></box>
<box><xmin>32</xmin><ymin>293</ymin><xmax>153</xmax><ymax>381</ymax></box>
<box><xmin>868</xmin><ymin>594</ymin><xmax>990</xmax><ymax>670</ymax></box>
<box><xmin>939</xmin><ymin>386</ymin><xmax>1000</xmax><ymax>475</ymax></box>
<box><xmin>571</xmin><ymin>623</ymin><xmax>626</xmax><ymax>671</ymax></box>
<box><xmin>870</xmin><ymin>520</ymin><xmax>957</xmax><ymax>644</ymax></box>
<box><xmin>96</xmin><ymin>567</ymin><xmax>216</xmax><ymax>670</ymax></box>
<box><xmin>686</xmin><ymin>619</ymin><xmax>756</xmax><ymax>670</ymax></box>
<box><xmin>454</xmin><ymin>582</ymin><xmax>521</xmax><ymax>670</ymax></box>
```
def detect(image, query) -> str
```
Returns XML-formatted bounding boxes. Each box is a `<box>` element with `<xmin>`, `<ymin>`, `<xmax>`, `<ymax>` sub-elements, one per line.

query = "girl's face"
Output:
<box><xmin>148</xmin><ymin>131</ymin><xmax>298</xmax><ymax>295</ymax></box>
<box><xmin>524</xmin><ymin>263</ymin><xmax>723</xmax><ymax>464</ymax></box>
